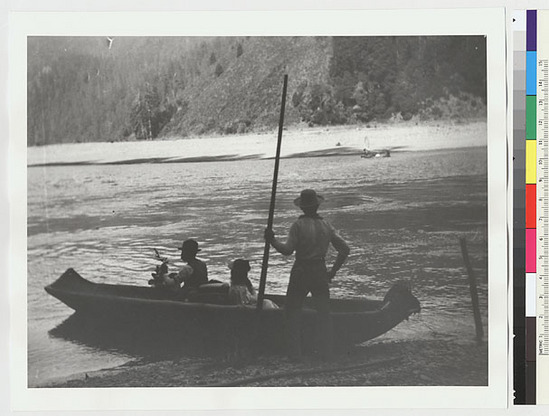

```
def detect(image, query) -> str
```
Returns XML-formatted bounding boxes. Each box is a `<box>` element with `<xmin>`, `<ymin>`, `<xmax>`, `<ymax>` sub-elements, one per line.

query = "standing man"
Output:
<box><xmin>264</xmin><ymin>189</ymin><xmax>350</xmax><ymax>360</ymax></box>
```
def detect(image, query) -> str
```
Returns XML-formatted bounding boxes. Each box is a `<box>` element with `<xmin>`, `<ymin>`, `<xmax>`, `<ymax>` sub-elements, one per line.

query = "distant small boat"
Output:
<box><xmin>361</xmin><ymin>149</ymin><xmax>391</xmax><ymax>158</ymax></box>
<box><xmin>45</xmin><ymin>268</ymin><xmax>420</xmax><ymax>351</ymax></box>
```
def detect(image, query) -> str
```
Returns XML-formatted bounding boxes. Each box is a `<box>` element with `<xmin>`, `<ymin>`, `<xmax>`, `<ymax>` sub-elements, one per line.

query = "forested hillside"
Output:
<box><xmin>27</xmin><ymin>36</ymin><xmax>486</xmax><ymax>146</ymax></box>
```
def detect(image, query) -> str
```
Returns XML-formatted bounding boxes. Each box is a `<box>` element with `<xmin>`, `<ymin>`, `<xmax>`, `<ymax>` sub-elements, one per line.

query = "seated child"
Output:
<box><xmin>149</xmin><ymin>257</ymin><xmax>181</xmax><ymax>292</ymax></box>
<box><xmin>227</xmin><ymin>259</ymin><xmax>278</xmax><ymax>309</ymax></box>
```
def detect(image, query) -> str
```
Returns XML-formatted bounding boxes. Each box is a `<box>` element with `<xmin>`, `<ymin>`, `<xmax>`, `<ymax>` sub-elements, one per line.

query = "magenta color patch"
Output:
<box><xmin>526</xmin><ymin>229</ymin><xmax>537</xmax><ymax>273</ymax></box>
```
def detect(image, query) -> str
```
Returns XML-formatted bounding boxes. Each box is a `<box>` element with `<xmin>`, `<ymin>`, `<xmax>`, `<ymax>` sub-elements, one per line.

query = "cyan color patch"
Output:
<box><xmin>527</xmin><ymin>51</ymin><xmax>537</xmax><ymax>95</ymax></box>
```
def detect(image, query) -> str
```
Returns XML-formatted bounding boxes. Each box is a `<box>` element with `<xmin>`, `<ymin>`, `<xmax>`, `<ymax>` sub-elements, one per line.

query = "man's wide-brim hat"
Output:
<box><xmin>293</xmin><ymin>189</ymin><xmax>324</xmax><ymax>208</ymax></box>
<box><xmin>178</xmin><ymin>239</ymin><xmax>201</xmax><ymax>254</ymax></box>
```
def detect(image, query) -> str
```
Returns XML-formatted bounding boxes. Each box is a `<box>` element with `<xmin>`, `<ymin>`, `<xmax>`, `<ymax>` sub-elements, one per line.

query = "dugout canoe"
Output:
<box><xmin>45</xmin><ymin>268</ymin><xmax>421</xmax><ymax>351</ymax></box>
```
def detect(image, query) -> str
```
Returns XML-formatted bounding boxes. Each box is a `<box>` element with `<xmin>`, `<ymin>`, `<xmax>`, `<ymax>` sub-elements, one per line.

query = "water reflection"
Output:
<box><xmin>49</xmin><ymin>313</ymin><xmax>217</xmax><ymax>360</ymax></box>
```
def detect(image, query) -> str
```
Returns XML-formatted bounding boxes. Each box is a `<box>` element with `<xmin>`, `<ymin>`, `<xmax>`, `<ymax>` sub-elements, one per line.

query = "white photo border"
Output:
<box><xmin>9</xmin><ymin>8</ymin><xmax>507</xmax><ymax>410</ymax></box>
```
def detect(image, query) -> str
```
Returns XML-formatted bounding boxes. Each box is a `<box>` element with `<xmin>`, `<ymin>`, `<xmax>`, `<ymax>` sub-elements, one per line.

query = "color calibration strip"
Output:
<box><xmin>515</xmin><ymin>9</ymin><xmax>549</xmax><ymax>405</ymax></box>
<box><xmin>513</xmin><ymin>9</ymin><xmax>528</xmax><ymax>404</ymax></box>
<box><xmin>536</xmin><ymin>9</ymin><xmax>549</xmax><ymax>406</ymax></box>
<box><xmin>526</xmin><ymin>9</ymin><xmax>537</xmax><ymax>405</ymax></box>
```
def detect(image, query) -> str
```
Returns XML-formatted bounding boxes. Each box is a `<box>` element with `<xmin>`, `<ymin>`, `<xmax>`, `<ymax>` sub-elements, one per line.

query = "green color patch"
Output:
<box><xmin>526</xmin><ymin>95</ymin><xmax>537</xmax><ymax>140</ymax></box>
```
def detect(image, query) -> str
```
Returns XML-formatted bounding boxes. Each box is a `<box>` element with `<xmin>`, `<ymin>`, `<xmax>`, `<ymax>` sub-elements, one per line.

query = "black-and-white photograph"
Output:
<box><xmin>26</xmin><ymin>33</ymin><xmax>489</xmax><ymax>390</ymax></box>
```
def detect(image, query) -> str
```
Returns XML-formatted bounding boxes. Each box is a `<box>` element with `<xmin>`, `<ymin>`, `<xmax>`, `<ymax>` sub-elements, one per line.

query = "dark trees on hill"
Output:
<box><xmin>130</xmin><ymin>84</ymin><xmax>176</xmax><ymax>140</ymax></box>
<box><xmin>326</xmin><ymin>36</ymin><xmax>486</xmax><ymax>124</ymax></box>
<box><xmin>27</xmin><ymin>36</ymin><xmax>486</xmax><ymax>146</ymax></box>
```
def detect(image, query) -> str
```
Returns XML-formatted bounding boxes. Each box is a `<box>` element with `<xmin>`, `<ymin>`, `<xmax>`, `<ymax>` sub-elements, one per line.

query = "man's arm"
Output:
<box><xmin>264</xmin><ymin>225</ymin><xmax>296</xmax><ymax>256</ymax></box>
<box><xmin>327</xmin><ymin>232</ymin><xmax>350</xmax><ymax>281</ymax></box>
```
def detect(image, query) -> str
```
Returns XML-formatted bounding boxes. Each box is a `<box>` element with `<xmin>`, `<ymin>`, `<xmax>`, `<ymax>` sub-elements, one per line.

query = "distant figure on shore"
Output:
<box><xmin>178</xmin><ymin>239</ymin><xmax>208</xmax><ymax>298</ymax></box>
<box><xmin>362</xmin><ymin>148</ymin><xmax>390</xmax><ymax>158</ymax></box>
<box><xmin>228</xmin><ymin>259</ymin><xmax>278</xmax><ymax>309</ymax></box>
<box><xmin>264</xmin><ymin>189</ymin><xmax>350</xmax><ymax>360</ymax></box>
<box><xmin>362</xmin><ymin>148</ymin><xmax>375</xmax><ymax>158</ymax></box>
<box><xmin>376</xmin><ymin>149</ymin><xmax>390</xmax><ymax>157</ymax></box>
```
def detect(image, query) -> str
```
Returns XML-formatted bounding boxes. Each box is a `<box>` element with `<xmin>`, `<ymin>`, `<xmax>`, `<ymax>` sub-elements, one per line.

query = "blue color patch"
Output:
<box><xmin>526</xmin><ymin>51</ymin><xmax>537</xmax><ymax>95</ymax></box>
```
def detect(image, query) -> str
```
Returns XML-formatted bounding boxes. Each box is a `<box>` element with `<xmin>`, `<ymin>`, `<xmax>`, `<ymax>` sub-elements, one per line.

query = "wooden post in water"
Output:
<box><xmin>459</xmin><ymin>237</ymin><xmax>484</xmax><ymax>342</ymax></box>
<box><xmin>257</xmin><ymin>74</ymin><xmax>288</xmax><ymax>311</ymax></box>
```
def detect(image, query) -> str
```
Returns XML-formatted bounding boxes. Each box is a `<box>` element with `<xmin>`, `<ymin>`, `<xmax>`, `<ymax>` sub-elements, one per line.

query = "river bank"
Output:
<box><xmin>47</xmin><ymin>337</ymin><xmax>487</xmax><ymax>388</ymax></box>
<box><xmin>27</xmin><ymin>120</ymin><xmax>486</xmax><ymax>167</ymax></box>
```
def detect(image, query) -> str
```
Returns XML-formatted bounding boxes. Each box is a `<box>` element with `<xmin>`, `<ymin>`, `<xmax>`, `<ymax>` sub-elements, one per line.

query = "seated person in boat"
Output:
<box><xmin>227</xmin><ymin>259</ymin><xmax>278</xmax><ymax>309</ymax></box>
<box><xmin>149</xmin><ymin>253</ymin><xmax>181</xmax><ymax>292</ymax></box>
<box><xmin>178</xmin><ymin>239</ymin><xmax>208</xmax><ymax>298</ymax></box>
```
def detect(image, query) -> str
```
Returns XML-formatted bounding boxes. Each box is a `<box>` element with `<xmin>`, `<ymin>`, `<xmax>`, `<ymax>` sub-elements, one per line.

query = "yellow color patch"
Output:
<box><xmin>526</xmin><ymin>140</ymin><xmax>537</xmax><ymax>184</ymax></box>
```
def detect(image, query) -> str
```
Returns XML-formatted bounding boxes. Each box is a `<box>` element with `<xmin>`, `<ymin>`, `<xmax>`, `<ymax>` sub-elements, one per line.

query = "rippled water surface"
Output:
<box><xmin>27</xmin><ymin>146</ymin><xmax>488</xmax><ymax>386</ymax></box>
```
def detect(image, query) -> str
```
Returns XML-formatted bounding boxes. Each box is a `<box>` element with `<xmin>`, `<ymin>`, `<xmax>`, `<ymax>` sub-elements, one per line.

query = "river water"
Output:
<box><xmin>27</xmin><ymin>144</ymin><xmax>488</xmax><ymax>387</ymax></box>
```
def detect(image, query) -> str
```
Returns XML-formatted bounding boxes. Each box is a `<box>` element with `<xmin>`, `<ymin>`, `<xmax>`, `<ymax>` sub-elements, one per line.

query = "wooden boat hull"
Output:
<box><xmin>45</xmin><ymin>268</ymin><xmax>421</xmax><ymax>352</ymax></box>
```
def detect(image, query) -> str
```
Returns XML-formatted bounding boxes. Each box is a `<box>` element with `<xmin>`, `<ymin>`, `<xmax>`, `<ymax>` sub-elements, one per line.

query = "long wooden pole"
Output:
<box><xmin>459</xmin><ymin>237</ymin><xmax>484</xmax><ymax>342</ymax></box>
<box><xmin>257</xmin><ymin>74</ymin><xmax>288</xmax><ymax>310</ymax></box>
